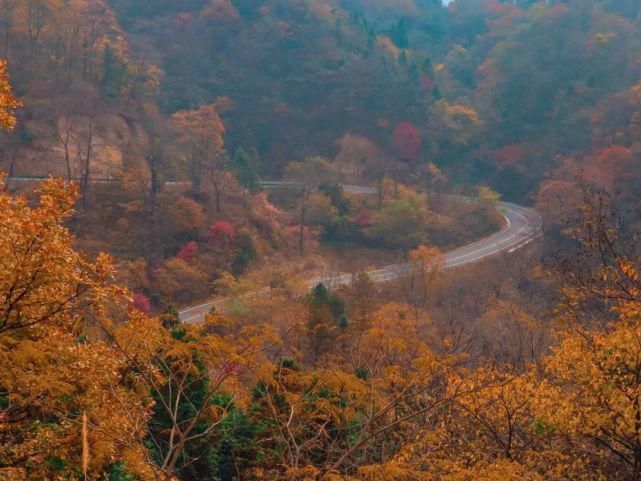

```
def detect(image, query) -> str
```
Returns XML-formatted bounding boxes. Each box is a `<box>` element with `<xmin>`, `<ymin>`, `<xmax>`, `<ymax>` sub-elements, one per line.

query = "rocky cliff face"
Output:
<box><xmin>2</xmin><ymin>108</ymin><xmax>150</xmax><ymax>181</ymax></box>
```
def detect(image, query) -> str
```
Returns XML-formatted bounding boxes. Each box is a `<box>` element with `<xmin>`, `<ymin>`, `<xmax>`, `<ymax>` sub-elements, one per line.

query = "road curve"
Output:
<box><xmin>179</xmin><ymin>189</ymin><xmax>543</xmax><ymax>323</ymax></box>
<box><xmin>6</xmin><ymin>177</ymin><xmax>542</xmax><ymax>322</ymax></box>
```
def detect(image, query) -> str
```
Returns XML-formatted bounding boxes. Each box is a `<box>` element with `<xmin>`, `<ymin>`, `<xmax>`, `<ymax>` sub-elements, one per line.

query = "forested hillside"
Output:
<box><xmin>110</xmin><ymin>0</ymin><xmax>641</xmax><ymax>196</ymax></box>
<box><xmin>3</xmin><ymin>0</ymin><xmax>641</xmax><ymax>480</ymax></box>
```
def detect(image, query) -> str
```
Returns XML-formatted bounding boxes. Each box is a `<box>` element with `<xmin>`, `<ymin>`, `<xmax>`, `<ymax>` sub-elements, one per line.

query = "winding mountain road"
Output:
<box><xmin>179</xmin><ymin>186</ymin><xmax>543</xmax><ymax>323</ymax></box>
<box><xmin>6</xmin><ymin>176</ymin><xmax>542</xmax><ymax>322</ymax></box>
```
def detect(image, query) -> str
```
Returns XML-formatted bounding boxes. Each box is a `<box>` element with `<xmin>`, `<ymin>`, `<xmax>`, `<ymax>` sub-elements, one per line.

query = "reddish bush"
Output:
<box><xmin>585</xmin><ymin>145</ymin><xmax>634</xmax><ymax>191</ymax></box>
<box><xmin>356</xmin><ymin>208</ymin><xmax>374</xmax><ymax>226</ymax></box>
<box><xmin>209</xmin><ymin>220</ymin><xmax>236</xmax><ymax>244</ymax></box>
<box><xmin>131</xmin><ymin>292</ymin><xmax>151</xmax><ymax>313</ymax></box>
<box><xmin>176</xmin><ymin>241</ymin><xmax>198</xmax><ymax>262</ymax></box>
<box><xmin>492</xmin><ymin>144</ymin><xmax>525</xmax><ymax>168</ymax></box>
<box><xmin>393</xmin><ymin>122</ymin><xmax>422</xmax><ymax>161</ymax></box>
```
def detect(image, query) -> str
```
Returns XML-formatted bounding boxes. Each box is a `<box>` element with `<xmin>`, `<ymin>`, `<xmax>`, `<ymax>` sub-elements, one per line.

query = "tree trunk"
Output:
<box><xmin>64</xmin><ymin>149</ymin><xmax>72</xmax><ymax>182</ymax></box>
<box><xmin>5</xmin><ymin>146</ymin><xmax>17</xmax><ymax>178</ymax></box>
<box><xmin>299</xmin><ymin>186</ymin><xmax>308</xmax><ymax>253</ymax></box>
<box><xmin>79</xmin><ymin>119</ymin><xmax>95</xmax><ymax>207</ymax></box>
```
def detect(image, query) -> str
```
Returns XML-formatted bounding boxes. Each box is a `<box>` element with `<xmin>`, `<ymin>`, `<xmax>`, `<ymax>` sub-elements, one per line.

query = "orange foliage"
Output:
<box><xmin>535</xmin><ymin>179</ymin><xmax>582</xmax><ymax>227</ymax></box>
<box><xmin>584</xmin><ymin>145</ymin><xmax>634</xmax><ymax>191</ymax></box>
<box><xmin>492</xmin><ymin>144</ymin><xmax>525</xmax><ymax>169</ymax></box>
<box><xmin>0</xmin><ymin>175</ymin><xmax>154</xmax><ymax>479</ymax></box>
<box><xmin>172</xmin><ymin>103</ymin><xmax>225</xmax><ymax>152</ymax></box>
<box><xmin>376</xmin><ymin>35</ymin><xmax>400</xmax><ymax>58</ymax></box>
<box><xmin>0</xmin><ymin>60</ymin><xmax>20</xmax><ymax>131</ymax></box>
<box><xmin>172</xmin><ymin>102</ymin><xmax>228</xmax><ymax>190</ymax></box>
<box><xmin>393</xmin><ymin>122</ymin><xmax>422</xmax><ymax>161</ymax></box>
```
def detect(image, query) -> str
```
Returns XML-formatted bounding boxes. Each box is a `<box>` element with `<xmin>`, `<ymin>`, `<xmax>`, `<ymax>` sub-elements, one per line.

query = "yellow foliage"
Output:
<box><xmin>376</xmin><ymin>35</ymin><xmax>400</xmax><ymax>58</ymax></box>
<box><xmin>285</xmin><ymin>156</ymin><xmax>340</xmax><ymax>184</ymax></box>
<box><xmin>153</xmin><ymin>257</ymin><xmax>210</xmax><ymax>305</ymax></box>
<box><xmin>0</xmin><ymin>60</ymin><xmax>20</xmax><ymax>130</ymax></box>
<box><xmin>409</xmin><ymin>245</ymin><xmax>444</xmax><ymax>266</ymax></box>
<box><xmin>544</xmin><ymin>314</ymin><xmax>641</xmax><ymax>477</ymax></box>
<box><xmin>172</xmin><ymin>103</ymin><xmax>225</xmax><ymax>153</ymax></box>
<box><xmin>444</xmin><ymin>103</ymin><xmax>480</xmax><ymax>124</ymax></box>
<box><xmin>428</xmin><ymin>100</ymin><xmax>483</xmax><ymax>148</ymax></box>
<box><xmin>357</xmin><ymin>461</ymin><xmax>430</xmax><ymax>480</ymax></box>
<box><xmin>356</xmin><ymin>303</ymin><xmax>432</xmax><ymax>385</ymax></box>
<box><xmin>592</xmin><ymin>32</ymin><xmax>617</xmax><ymax>44</ymax></box>
<box><xmin>441</xmin><ymin>459</ymin><xmax>545</xmax><ymax>481</ymax></box>
<box><xmin>0</xmin><ymin>175</ymin><xmax>154</xmax><ymax>479</ymax></box>
<box><xmin>477</xmin><ymin>185</ymin><xmax>502</xmax><ymax>203</ymax></box>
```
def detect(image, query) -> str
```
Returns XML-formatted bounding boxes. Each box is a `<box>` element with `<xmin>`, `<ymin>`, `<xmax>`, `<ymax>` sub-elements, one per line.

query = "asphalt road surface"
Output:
<box><xmin>6</xmin><ymin>176</ymin><xmax>542</xmax><ymax>322</ymax></box>
<box><xmin>179</xmin><ymin>191</ymin><xmax>542</xmax><ymax>323</ymax></box>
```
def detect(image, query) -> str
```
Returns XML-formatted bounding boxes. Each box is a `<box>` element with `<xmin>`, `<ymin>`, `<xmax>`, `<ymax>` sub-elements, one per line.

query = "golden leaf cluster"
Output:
<box><xmin>0</xmin><ymin>60</ymin><xmax>20</xmax><ymax>131</ymax></box>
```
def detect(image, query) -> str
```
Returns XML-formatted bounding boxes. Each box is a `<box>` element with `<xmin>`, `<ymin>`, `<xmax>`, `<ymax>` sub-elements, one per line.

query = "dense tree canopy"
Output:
<box><xmin>3</xmin><ymin>1</ymin><xmax>641</xmax><ymax>480</ymax></box>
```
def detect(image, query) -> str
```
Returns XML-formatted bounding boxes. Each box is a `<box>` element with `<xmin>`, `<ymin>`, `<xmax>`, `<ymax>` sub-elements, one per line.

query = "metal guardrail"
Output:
<box><xmin>5</xmin><ymin>177</ymin><xmax>379</xmax><ymax>194</ymax></box>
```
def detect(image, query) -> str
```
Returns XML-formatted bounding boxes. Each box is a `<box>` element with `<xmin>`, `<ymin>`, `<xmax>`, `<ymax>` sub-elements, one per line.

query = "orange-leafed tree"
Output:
<box><xmin>249</xmin><ymin>361</ymin><xmax>371</xmax><ymax>479</ymax></box>
<box><xmin>0</xmin><ymin>59</ymin><xmax>19</xmax><ymax>131</ymax></box>
<box><xmin>544</xmin><ymin>305</ymin><xmax>641</xmax><ymax>480</ymax></box>
<box><xmin>0</xmin><ymin>176</ymin><xmax>114</xmax><ymax>335</ymax></box>
<box><xmin>0</xmin><ymin>174</ymin><xmax>283</xmax><ymax>480</ymax></box>
<box><xmin>172</xmin><ymin>102</ymin><xmax>226</xmax><ymax>196</ymax></box>
<box><xmin>534</xmin><ymin>178</ymin><xmax>583</xmax><ymax>232</ymax></box>
<box><xmin>536</xmin><ymin>188</ymin><xmax>641</xmax><ymax>478</ymax></box>
<box><xmin>401</xmin><ymin>245</ymin><xmax>444</xmax><ymax>305</ymax></box>
<box><xmin>392</xmin><ymin>121</ymin><xmax>421</xmax><ymax>162</ymax></box>
<box><xmin>285</xmin><ymin>156</ymin><xmax>340</xmax><ymax>252</ymax></box>
<box><xmin>0</xmin><ymin>175</ymin><xmax>154</xmax><ymax>480</ymax></box>
<box><xmin>356</xmin><ymin>368</ymin><xmax>555</xmax><ymax>481</ymax></box>
<box><xmin>585</xmin><ymin>145</ymin><xmax>637</xmax><ymax>196</ymax></box>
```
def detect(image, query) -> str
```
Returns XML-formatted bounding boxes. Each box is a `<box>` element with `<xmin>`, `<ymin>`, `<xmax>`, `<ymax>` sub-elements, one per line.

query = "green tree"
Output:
<box><xmin>365</xmin><ymin>195</ymin><xmax>431</xmax><ymax>250</ymax></box>
<box><xmin>230</xmin><ymin>146</ymin><xmax>261</xmax><ymax>191</ymax></box>
<box><xmin>101</xmin><ymin>45</ymin><xmax>127</xmax><ymax>99</ymax></box>
<box><xmin>306</xmin><ymin>283</ymin><xmax>346</xmax><ymax>359</ymax></box>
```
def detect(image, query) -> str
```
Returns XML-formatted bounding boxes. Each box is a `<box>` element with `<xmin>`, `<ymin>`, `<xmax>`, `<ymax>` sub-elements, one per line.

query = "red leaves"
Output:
<box><xmin>131</xmin><ymin>292</ymin><xmax>151</xmax><ymax>313</ymax></box>
<box><xmin>596</xmin><ymin>145</ymin><xmax>631</xmax><ymax>164</ymax></box>
<box><xmin>584</xmin><ymin>145</ymin><xmax>633</xmax><ymax>191</ymax></box>
<box><xmin>492</xmin><ymin>144</ymin><xmax>525</xmax><ymax>169</ymax></box>
<box><xmin>209</xmin><ymin>220</ymin><xmax>235</xmax><ymax>244</ymax></box>
<box><xmin>393</xmin><ymin>122</ymin><xmax>422</xmax><ymax>161</ymax></box>
<box><xmin>176</xmin><ymin>241</ymin><xmax>198</xmax><ymax>262</ymax></box>
<box><xmin>356</xmin><ymin>208</ymin><xmax>374</xmax><ymax>227</ymax></box>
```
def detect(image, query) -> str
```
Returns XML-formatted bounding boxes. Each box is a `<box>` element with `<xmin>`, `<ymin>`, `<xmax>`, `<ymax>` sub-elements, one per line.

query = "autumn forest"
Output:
<box><xmin>2</xmin><ymin>0</ymin><xmax>641</xmax><ymax>480</ymax></box>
